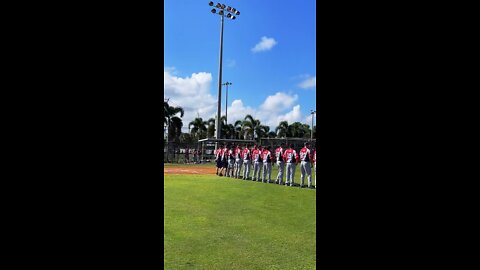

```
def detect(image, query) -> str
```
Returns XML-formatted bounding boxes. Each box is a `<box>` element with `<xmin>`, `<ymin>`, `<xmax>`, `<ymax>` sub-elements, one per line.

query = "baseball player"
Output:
<box><xmin>227</xmin><ymin>145</ymin><xmax>235</xmax><ymax>177</ymax></box>
<box><xmin>275</xmin><ymin>143</ymin><xmax>285</xmax><ymax>185</ymax></box>
<box><xmin>221</xmin><ymin>144</ymin><xmax>229</xmax><ymax>176</ymax></box>
<box><xmin>283</xmin><ymin>144</ymin><xmax>298</xmax><ymax>187</ymax></box>
<box><xmin>234</xmin><ymin>144</ymin><xmax>243</xmax><ymax>178</ymax></box>
<box><xmin>262</xmin><ymin>146</ymin><xmax>273</xmax><ymax>183</ymax></box>
<box><xmin>313</xmin><ymin>147</ymin><xmax>316</xmax><ymax>188</ymax></box>
<box><xmin>242</xmin><ymin>144</ymin><xmax>251</xmax><ymax>180</ymax></box>
<box><xmin>215</xmin><ymin>144</ymin><xmax>223</xmax><ymax>176</ymax></box>
<box><xmin>252</xmin><ymin>145</ymin><xmax>262</xmax><ymax>181</ymax></box>
<box><xmin>258</xmin><ymin>145</ymin><xmax>264</xmax><ymax>178</ymax></box>
<box><xmin>299</xmin><ymin>142</ymin><xmax>313</xmax><ymax>188</ymax></box>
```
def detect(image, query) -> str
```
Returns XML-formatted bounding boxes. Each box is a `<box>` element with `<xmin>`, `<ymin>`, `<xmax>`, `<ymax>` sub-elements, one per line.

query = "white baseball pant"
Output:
<box><xmin>253</xmin><ymin>161</ymin><xmax>261</xmax><ymax>181</ymax></box>
<box><xmin>235</xmin><ymin>159</ymin><xmax>243</xmax><ymax>178</ymax></box>
<box><xmin>276</xmin><ymin>161</ymin><xmax>284</xmax><ymax>184</ymax></box>
<box><xmin>286</xmin><ymin>162</ymin><xmax>296</xmax><ymax>186</ymax></box>
<box><xmin>262</xmin><ymin>162</ymin><xmax>272</xmax><ymax>183</ymax></box>
<box><xmin>300</xmin><ymin>161</ymin><xmax>312</xmax><ymax>187</ymax></box>
<box><xmin>243</xmin><ymin>160</ymin><xmax>251</xmax><ymax>180</ymax></box>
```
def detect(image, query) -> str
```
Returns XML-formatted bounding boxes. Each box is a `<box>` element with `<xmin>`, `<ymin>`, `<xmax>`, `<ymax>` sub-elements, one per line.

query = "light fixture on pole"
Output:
<box><xmin>222</xmin><ymin>82</ymin><xmax>232</xmax><ymax>125</ymax></box>
<box><xmin>208</xmin><ymin>2</ymin><xmax>240</xmax><ymax>149</ymax></box>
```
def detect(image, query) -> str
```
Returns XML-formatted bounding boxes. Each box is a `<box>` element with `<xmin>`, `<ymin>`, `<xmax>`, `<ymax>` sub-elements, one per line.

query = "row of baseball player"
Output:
<box><xmin>214</xmin><ymin>142</ymin><xmax>316</xmax><ymax>189</ymax></box>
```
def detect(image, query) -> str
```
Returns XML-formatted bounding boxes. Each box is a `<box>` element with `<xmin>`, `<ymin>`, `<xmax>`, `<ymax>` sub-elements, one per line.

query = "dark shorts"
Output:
<box><xmin>222</xmin><ymin>160</ymin><xmax>228</xmax><ymax>168</ymax></box>
<box><xmin>216</xmin><ymin>160</ymin><xmax>223</xmax><ymax>168</ymax></box>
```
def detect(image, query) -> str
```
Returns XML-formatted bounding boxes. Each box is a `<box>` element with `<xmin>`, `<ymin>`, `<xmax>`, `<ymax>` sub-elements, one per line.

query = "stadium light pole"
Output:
<box><xmin>208</xmin><ymin>1</ymin><xmax>240</xmax><ymax>150</ymax></box>
<box><xmin>223</xmin><ymin>81</ymin><xmax>232</xmax><ymax>125</ymax></box>
<box><xmin>311</xmin><ymin>110</ymin><xmax>316</xmax><ymax>142</ymax></box>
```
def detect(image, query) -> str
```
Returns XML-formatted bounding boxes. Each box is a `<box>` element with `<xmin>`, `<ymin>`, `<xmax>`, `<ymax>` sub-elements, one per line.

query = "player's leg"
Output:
<box><xmin>242</xmin><ymin>161</ymin><xmax>247</xmax><ymax>179</ymax></box>
<box><xmin>262</xmin><ymin>163</ymin><xmax>267</xmax><ymax>182</ymax></box>
<box><xmin>285</xmin><ymin>163</ymin><xmax>291</xmax><ymax>185</ymax></box>
<box><xmin>306</xmin><ymin>162</ymin><xmax>312</xmax><ymax>188</ymax></box>
<box><xmin>300</xmin><ymin>162</ymin><xmax>306</xmax><ymax>187</ymax></box>
<box><xmin>257</xmin><ymin>162</ymin><xmax>261</xmax><ymax>181</ymax></box>
<box><xmin>238</xmin><ymin>160</ymin><xmax>243</xmax><ymax>178</ymax></box>
<box><xmin>290</xmin><ymin>164</ymin><xmax>295</xmax><ymax>186</ymax></box>
<box><xmin>267</xmin><ymin>163</ymin><xmax>272</xmax><ymax>183</ymax></box>
<box><xmin>223</xmin><ymin>161</ymin><xmax>228</xmax><ymax>176</ymax></box>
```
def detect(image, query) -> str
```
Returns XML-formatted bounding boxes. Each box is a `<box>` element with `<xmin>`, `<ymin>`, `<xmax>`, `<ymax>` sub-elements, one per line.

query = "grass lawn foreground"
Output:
<box><xmin>164</xmin><ymin>166</ymin><xmax>316</xmax><ymax>269</ymax></box>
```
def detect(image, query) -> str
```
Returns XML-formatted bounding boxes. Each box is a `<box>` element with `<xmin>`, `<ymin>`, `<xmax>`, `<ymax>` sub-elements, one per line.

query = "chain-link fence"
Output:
<box><xmin>164</xmin><ymin>138</ymin><xmax>315</xmax><ymax>164</ymax></box>
<box><xmin>164</xmin><ymin>141</ymin><xmax>217</xmax><ymax>164</ymax></box>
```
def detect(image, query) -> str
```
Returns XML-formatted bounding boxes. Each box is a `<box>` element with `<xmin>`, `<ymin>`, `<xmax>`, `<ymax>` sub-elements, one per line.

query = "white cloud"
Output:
<box><xmin>251</xmin><ymin>36</ymin><xmax>277</xmax><ymax>53</ymax></box>
<box><xmin>164</xmin><ymin>69</ymin><xmax>217</xmax><ymax>131</ymax></box>
<box><xmin>260</xmin><ymin>92</ymin><xmax>298</xmax><ymax>113</ymax></box>
<box><xmin>298</xmin><ymin>76</ymin><xmax>316</xmax><ymax>89</ymax></box>
<box><xmin>226</xmin><ymin>93</ymin><xmax>304</xmax><ymax>132</ymax></box>
<box><xmin>226</xmin><ymin>100</ymin><xmax>257</xmax><ymax>125</ymax></box>
<box><xmin>275</xmin><ymin>105</ymin><xmax>303</xmax><ymax>125</ymax></box>
<box><xmin>164</xmin><ymin>70</ymin><xmax>311</xmax><ymax>134</ymax></box>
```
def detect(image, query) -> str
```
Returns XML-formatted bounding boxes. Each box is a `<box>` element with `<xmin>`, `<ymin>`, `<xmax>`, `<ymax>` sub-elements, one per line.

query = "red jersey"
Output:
<box><xmin>299</xmin><ymin>147</ymin><xmax>312</xmax><ymax>162</ymax></box>
<box><xmin>275</xmin><ymin>147</ymin><xmax>284</xmax><ymax>162</ymax></box>
<box><xmin>228</xmin><ymin>149</ymin><xmax>235</xmax><ymax>160</ymax></box>
<box><xmin>242</xmin><ymin>148</ymin><xmax>251</xmax><ymax>160</ymax></box>
<box><xmin>252</xmin><ymin>149</ymin><xmax>262</xmax><ymax>162</ymax></box>
<box><xmin>222</xmin><ymin>147</ymin><xmax>228</xmax><ymax>161</ymax></box>
<box><xmin>262</xmin><ymin>149</ymin><xmax>272</xmax><ymax>163</ymax></box>
<box><xmin>234</xmin><ymin>147</ymin><xmax>242</xmax><ymax>159</ymax></box>
<box><xmin>313</xmin><ymin>150</ymin><xmax>316</xmax><ymax>164</ymax></box>
<box><xmin>283</xmin><ymin>148</ymin><xmax>298</xmax><ymax>163</ymax></box>
<box><xmin>215</xmin><ymin>148</ymin><xmax>223</xmax><ymax>161</ymax></box>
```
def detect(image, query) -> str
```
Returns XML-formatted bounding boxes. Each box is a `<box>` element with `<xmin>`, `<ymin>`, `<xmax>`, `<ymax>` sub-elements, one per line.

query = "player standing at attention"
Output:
<box><xmin>221</xmin><ymin>144</ymin><xmax>228</xmax><ymax>177</ymax></box>
<box><xmin>242</xmin><ymin>144</ymin><xmax>251</xmax><ymax>180</ymax></box>
<box><xmin>275</xmin><ymin>143</ymin><xmax>285</xmax><ymax>185</ymax></box>
<box><xmin>215</xmin><ymin>144</ymin><xmax>223</xmax><ymax>176</ymax></box>
<box><xmin>257</xmin><ymin>145</ymin><xmax>262</xmax><ymax>178</ymax></box>
<box><xmin>283</xmin><ymin>144</ymin><xmax>298</xmax><ymax>187</ymax></box>
<box><xmin>252</xmin><ymin>145</ymin><xmax>262</xmax><ymax>181</ymax></box>
<box><xmin>299</xmin><ymin>142</ymin><xmax>313</xmax><ymax>188</ymax></box>
<box><xmin>234</xmin><ymin>144</ymin><xmax>243</xmax><ymax>179</ymax></box>
<box><xmin>227</xmin><ymin>145</ymin><xmax>235</xmax><ymax>178</ymax></box>
<box><xmin>262</xmin><ymin>146</ymin><xmax>273</xmax><ymax>183</ymax></box>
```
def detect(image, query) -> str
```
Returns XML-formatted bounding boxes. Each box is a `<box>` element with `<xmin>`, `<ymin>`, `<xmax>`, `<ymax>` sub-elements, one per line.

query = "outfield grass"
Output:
<box><xmin>164</xmin><ymin>169</ymin><xmax>316</xmax><ymax>269</ymax></box>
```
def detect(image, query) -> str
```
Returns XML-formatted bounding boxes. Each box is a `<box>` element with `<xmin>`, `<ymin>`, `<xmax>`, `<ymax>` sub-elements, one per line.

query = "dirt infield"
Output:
<box><xmin>164</xmin><ymin>166</ymin><xmax>217</xmax><ymax>175</ymax></box>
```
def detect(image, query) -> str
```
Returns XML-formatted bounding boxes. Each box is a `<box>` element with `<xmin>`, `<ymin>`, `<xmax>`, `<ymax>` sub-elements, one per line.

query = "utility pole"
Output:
<box><xmin>310</xmin><ymin>110</ymin><xmax>316</xmax><ymax>143</ymax></box>
<box><xmin>208</xmin><ymin>1</ymin><xmax>240</xmax><ymax>151</ymax></box>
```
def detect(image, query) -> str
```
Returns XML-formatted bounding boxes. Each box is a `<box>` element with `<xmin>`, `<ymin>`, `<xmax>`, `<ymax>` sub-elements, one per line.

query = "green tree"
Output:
<box><xmin>207</xmin><ymin>118</ymin><xmax>216</xmax><ymax>138</ymax></box>
<box><xmin>275</xmin><ymin>121</ymin><xmax>289</xmax><ymax>138</ymax></box>
<box><xmin>188</xmin><ymin>117</ymin><xmax>207</xmax><ymax>140</ymax></box>
<box><xmin>234</xmin><ymin>120</ymin><xmax>243</xmax><ymax>139</ymax></box>
<box><xmin>164</xmin><ymin>102</ymin><xmax>184</xmax><ymax>162</ymax></box>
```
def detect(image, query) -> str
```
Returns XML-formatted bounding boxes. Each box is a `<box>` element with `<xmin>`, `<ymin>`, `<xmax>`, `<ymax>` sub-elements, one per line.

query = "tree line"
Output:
<box><xmin>164</xmin><ymin>101</ymin><xmax>316</xmax><ymax>145</ymax></box>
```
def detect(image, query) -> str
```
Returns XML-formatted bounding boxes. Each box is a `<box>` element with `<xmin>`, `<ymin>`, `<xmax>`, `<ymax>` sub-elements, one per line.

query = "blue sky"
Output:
<box><xmin>164</xmin><ymin>0</ymin><xmax>316</xmax><ymax>132</ymax></box>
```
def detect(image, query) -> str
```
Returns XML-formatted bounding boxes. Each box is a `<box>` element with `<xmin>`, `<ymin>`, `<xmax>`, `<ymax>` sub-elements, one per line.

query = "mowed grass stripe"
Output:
<box><xmin>164</xmin><ymin>174</ymin><xmax>316</xmax><ymax>270</ymax></box>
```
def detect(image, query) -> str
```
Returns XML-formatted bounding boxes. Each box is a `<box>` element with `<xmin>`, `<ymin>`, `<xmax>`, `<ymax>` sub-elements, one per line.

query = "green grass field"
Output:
<box><xmin>164</xmin><ymin>164</ymin><xmax>316</xmax><ymax>269</ymax></box>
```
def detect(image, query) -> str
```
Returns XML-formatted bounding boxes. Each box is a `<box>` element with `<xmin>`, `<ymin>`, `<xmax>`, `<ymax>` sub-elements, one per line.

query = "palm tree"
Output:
<box><xmin>234</xmin><ymin>120</ymin><xmax>243</xmax><ymax>139</ymax></box>
<box><xmin>241</xmin><ymin>114</ymin><xmax>269</xmax><ymax>142</ymax></box>
<box><xmin>256</xmin><ymin>124</ymin><xmax>270</xmax><ymax>139</ymax></box>
<box><xmin>164</xmin><ymin>102</ymin><xmax>184</xmax><ymax>162</ymax></box>
<box><xmin>275</xmin><ymin>121</ymin><xmax>289</xmax><ymax>138</ymax></box>
<box><xmin>188</xmin><ymin>117</ymin><xmax>207</xmax><ymax>140</ymax></box>
<box><xmin>207</xmin><ymin>118</ymin><xmax>215</xmax><ymax>138</ymax></box>
<box><xmin>267</xmin><ymin>131</ymin><xmax>277</xmax><ymax>138</ymax></box>
<box><xmin>241</xmin><ymin>114</ymin><xmax>257</xmax><ymax>140</ymax></box>
<box><xmin>287</xmin><ymin>122</ymin><xmax>309</xmax><ymax>138</ymax></box>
